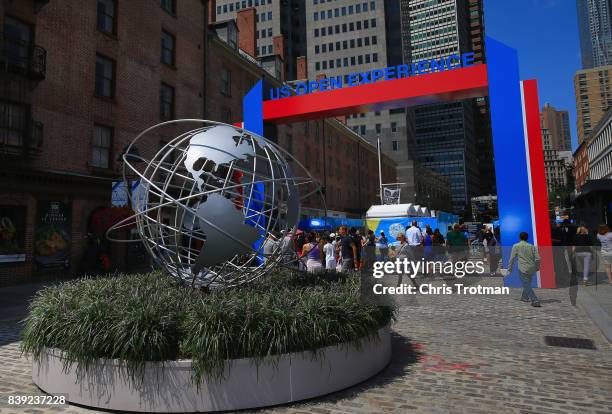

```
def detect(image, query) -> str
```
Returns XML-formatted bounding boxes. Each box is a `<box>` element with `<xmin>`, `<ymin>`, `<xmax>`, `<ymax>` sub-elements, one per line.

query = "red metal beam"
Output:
<box><xmin>522</xmin><ymin>79</ymin><xmax>555</xmax><ymax>288</ymax></box>
<box><xmin>262</xmin><ymin>64</ymin><xmax>489</xmax><ymax>124</ymax></box>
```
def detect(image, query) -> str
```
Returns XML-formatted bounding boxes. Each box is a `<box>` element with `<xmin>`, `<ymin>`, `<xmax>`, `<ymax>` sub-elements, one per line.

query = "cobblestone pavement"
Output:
<box><xmin>1</xmin><ymin>278</ymin><xmax>611</xmax><ymax>414</ymax></box>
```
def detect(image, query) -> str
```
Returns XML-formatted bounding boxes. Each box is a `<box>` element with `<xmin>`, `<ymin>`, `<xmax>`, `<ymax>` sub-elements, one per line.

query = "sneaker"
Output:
<box><xmin>520</xmin><ymin>298</ymin><xmax>530</xmax><ymax>302</ymax></box>
<box><xmin>531</xmin><ymin>301</ymin><xmax>541</xmax><ymax>307</ymax></box>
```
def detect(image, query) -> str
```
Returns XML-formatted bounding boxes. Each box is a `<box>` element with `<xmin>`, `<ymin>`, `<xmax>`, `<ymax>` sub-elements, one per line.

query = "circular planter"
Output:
<box><xmin>32</xmin><ymin>327</ymin><xmax>391</xmax><ymax>413</ymax></box>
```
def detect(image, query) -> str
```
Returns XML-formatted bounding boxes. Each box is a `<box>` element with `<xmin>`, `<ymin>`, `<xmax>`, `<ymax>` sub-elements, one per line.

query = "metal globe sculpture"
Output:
<box><xmin>108</xmin><ymin>120</ymin><xmax>322</xmax><ymax>288</ymax></box>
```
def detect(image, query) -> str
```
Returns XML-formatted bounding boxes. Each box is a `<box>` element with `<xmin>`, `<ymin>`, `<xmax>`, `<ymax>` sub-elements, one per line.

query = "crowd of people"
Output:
<box><xmin>273</xmin><ymin>221</ymin><xmax>502</xmax><ymax>275</ymax></box>
<box><xmin>269</xmin><ymin>219</ymin><xmax>612</xmax><ymax>285</ymax></box>
<box><xmin>264</xmin><ymin>220</ymin><xmax>612</xmax><ymax>309</ymax></box>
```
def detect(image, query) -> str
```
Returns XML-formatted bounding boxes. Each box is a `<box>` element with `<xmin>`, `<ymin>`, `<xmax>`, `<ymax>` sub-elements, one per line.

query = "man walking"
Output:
<box><xmin>505</xmin><ymin>232</ymin><xmax>541</xmax><ymax>307</ymax></box>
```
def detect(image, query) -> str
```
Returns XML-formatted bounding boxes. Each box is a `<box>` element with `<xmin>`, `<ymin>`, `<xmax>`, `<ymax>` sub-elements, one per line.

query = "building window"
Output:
<box><xmin>3</xmin><ymin>16</ymin><xmax>33</xmax><ymax>71</ymax></box>
<box><xmin>391</xmin><ymin>122</ymin><xmax>397</xmax><ymax>132</ymax></box>
<box><xmin>97</xmin><ymin>0</ymin><xmax>116</xmax><ymax>34</ymax></box>
<box><xmin>160</xmin><ymin>0</ymin><xmax>176</xmax><ymax>15</ymax></box>
<box><xmin>91</xmin><ymin>125</ymin><xmax>112</xmax><ymax>168</ymax></box>
<box><xmin>161</xmin><ymin>31</ymin><xmax>175</xmax><ymax>66</ymax></box>
<box><xmin>221</xmin><ymin>67</ymin><xmax>231</xmax><ymax>96</ymax></box>
<box><xmin>160</xmin><ymin>83</ymin><xmax>175</xmax><ymax>120</ymax></box>
<box><xmin>0</xmin><ymin>101</ymin><xmax>26</xmax><ymax>146</ymax></box>
<box><xmin>392</xmin><ymin>141</ymin><xmax>398</xmax><ymax>151</ymax></box>
<box><xmin>375</xmin><ymin>124</ymin><xmax>381</xmax><ymax>134</ymax></box>
<box><xmin>95</xmin><ymin>54</ymin><xmax>115</xmax><ymax>98</ymax></box>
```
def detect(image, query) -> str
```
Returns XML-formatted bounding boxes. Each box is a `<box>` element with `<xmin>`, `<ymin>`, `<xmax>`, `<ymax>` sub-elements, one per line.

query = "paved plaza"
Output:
<box><xmin>1</xmin><ymin>278</ymin><xmax>611</xmax><ymax>414</ymax></box>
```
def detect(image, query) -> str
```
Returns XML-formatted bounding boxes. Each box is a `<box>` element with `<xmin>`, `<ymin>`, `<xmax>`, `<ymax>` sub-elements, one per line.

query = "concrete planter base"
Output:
<box><xmin>32</xmin><ymin>327</ymin><xmax>391</xmax><ymax>413</ymax></box>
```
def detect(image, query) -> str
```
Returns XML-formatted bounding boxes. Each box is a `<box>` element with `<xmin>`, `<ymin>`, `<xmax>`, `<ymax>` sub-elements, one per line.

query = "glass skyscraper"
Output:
<box><xmin>577</xmin><ymin>0</ymin><xmax>612</xmax><ymax>69</ymax></box>
<box><xmin>400</xmin><ymin>0</ymin><xmax>481</xmax><ymax>214</ymax></box>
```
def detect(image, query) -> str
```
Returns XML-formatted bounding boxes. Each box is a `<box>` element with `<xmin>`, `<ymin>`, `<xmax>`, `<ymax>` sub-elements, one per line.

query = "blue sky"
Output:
<box><xmin>485</xmin><ymin>0</ymin><xmax>581</xmax><ymax>150</ymax></box>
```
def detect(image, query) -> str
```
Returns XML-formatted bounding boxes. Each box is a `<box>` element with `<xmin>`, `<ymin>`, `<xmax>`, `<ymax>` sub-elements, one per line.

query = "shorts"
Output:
<box><xmin>602</xmin><ymin>252</ymin><xmax>612</xmax><ymax>265</ymax></box>
<box><xmin>341</xmin><ymin>258</ymin><xmax>354</xmax><ymax>272</ymax></box>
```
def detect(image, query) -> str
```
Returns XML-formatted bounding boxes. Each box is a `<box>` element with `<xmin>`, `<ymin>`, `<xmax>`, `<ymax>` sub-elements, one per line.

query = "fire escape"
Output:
<box><xmin>0</xmin><ymin>3</ymin><xmax>48</xmax><ymax>160</ymax></box>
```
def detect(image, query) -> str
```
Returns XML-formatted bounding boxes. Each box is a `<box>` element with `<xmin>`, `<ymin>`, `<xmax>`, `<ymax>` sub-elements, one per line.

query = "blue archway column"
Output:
<box><xmin>486</xmin><ymin>37</ymin><xmax>536</xmax><ymax>288</ymax></box>
<box><xmin>243</xmin><ymin>80</ymin><xmax>264</xmax><ymax>135</ymax></box>
<box><xmin>242</xmin><ymin>80</ymin><xmax>265</xmax><ymax>263</ymax></box>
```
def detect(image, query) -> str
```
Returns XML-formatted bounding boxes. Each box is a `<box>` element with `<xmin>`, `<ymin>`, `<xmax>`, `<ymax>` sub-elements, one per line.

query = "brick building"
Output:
<box><xmin>0</xmin><ymin>0</ymin><xmax>208</xmax><ymax>285</ymax></box>
<box><xmin>573</xmin><ymin>138</ymin><xmax>590</xmax><ymax>192</ymax></box>
<box><xmin>0</xmin><ymin>0</ymin><xmax>395</xmax><ymax>285</ymax></box>
<box><xmin>540</xmin><ymin>102</ymin><xmax>572</xmax><ymax>151</ymax></box>
<box><xmin>574</xmin><ymin>65</ymin><xmax>612</xmax><ymax>143</ymax></box>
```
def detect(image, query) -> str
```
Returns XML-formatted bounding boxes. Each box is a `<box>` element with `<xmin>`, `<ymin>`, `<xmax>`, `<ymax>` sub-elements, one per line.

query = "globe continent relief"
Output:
<box><xmin>184</xmin><ymin>126</ymin><xmax>261</xmax><ymax>267</ymax></box>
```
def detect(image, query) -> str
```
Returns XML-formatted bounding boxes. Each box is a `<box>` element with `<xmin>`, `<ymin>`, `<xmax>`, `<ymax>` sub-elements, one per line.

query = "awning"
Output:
<box><xmin>366</xmin><ymin>204</ymin><xmax>422</xmax><ymax>218</ymax></box>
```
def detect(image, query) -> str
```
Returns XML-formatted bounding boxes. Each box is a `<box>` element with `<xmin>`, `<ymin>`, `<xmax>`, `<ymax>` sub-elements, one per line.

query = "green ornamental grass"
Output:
<box><xmin>21</xmin><ymin>269</ymin><xmax>394</xmax><ymax>383</ymax></box>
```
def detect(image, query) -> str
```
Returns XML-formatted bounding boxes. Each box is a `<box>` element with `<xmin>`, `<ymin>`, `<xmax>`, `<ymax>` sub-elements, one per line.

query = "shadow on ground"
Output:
<box><xmin>0</xmin><ymin>322</ymin><xmax>23</xmax><ymax>347</ymax></box>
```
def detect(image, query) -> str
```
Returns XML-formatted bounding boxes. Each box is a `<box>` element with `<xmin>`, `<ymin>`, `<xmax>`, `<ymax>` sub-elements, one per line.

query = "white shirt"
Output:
<box><xmin>262</xmin><ymin>238</ymin><xmax>278</xmax><ymax>256</ymax></box>
<box><xmin>323</xmin><ymin>243</ymin><xmax>337</xmax><ymax>270</ymax></box>
<box><xmin>406</xmin><ymin>226</ymin><xmax>423</xmax><ymax>246</ymax></box>
<box><xmin>323</xmin><ymin>243</ymin><xmax>335</xmax><ymax>262</ymax></box>
<box><xmin>598</xmin><ymin>232</ymin><xmax>612</xmax><ymax>254</ymax></box>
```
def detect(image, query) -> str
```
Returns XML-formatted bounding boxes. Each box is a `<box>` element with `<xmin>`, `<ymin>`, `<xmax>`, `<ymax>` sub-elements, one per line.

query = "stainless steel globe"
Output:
<box><xmin>108</xmin><ymin>120</ymin><xmax>322</xmax><ymax>289</ymax></box>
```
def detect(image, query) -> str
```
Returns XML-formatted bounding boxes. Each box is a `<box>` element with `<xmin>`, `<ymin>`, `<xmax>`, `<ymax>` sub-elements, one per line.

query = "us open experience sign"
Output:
<box><xmin>269</xmin><ymin>52</ymin><xmax>478</xmax><ymax>100</ymax></box>
<box><xmin>241</xmin><ymin>37</ymin><xmax>555</xmax><ymax>289</ymax></box>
